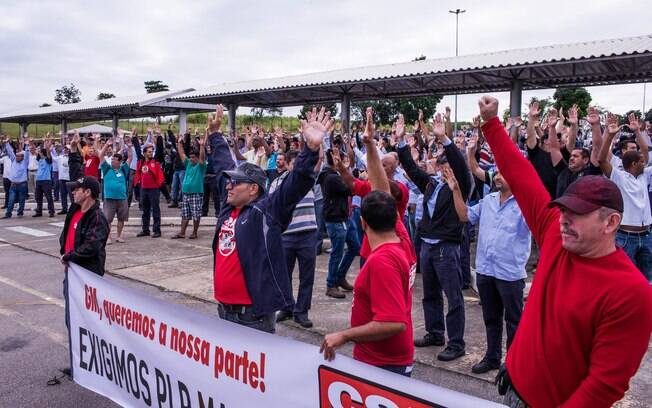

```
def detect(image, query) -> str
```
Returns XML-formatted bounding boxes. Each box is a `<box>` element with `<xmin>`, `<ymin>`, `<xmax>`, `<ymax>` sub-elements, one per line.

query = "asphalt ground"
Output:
<box><xmin>0</xmin><ymin>194</ymin><xmax>650</xmax><ymax>407</ymax></box>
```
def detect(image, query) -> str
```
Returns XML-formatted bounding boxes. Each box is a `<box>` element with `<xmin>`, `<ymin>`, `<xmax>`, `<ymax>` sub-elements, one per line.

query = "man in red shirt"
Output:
<box><xmin>83</xmin><ymin>136</ymin><xmax>101</xmax><ymax>179</ymax></box>
<box><xmin>478</xmin><ymin>95</ymin><xmax>652</xmax><ymax>407</ymax></box>
<box><xmin>134</xmin><ymin>145</ymin><xmax>165</xmax><ymax>238</ymax></box>
<box><xmin>321</xmin><ymin>108</ymin><xmax>415</xmax><ymax>376</ymax></box>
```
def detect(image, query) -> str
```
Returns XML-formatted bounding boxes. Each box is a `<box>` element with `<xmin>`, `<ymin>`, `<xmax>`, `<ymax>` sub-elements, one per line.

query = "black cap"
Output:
<box><xmin>224</xmin><ymin>162</ymin><xmax>267</xmax><ymax>192</ymax></box>
<box><xmin>66</xmin><ymin>176</ymin><xmax>100</xmax><ymax>199</ymax></box>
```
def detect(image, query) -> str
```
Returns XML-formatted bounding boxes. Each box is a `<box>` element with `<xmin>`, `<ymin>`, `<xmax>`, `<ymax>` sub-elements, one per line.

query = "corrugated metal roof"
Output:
<box><xmin>0</xmin><ymin>89</ymin><xmax>195</xmax><ymax>120</ymax></box>
<box><xmin>180</xmin><ymin>34</ymin><xmax>652</xmax><ymax>98</ymax></box>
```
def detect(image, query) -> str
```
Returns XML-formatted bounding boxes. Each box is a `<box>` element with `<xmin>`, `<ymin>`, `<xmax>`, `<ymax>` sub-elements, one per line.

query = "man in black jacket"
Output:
<box><xmin>396</xmin><ymin>113</ymin><xmax>472</xmax><ymax>362</ymax></box>
<box><xmin>317</xmin><ymin>148</ymin><xmax>359</xmax><ymax>299</ymax></box>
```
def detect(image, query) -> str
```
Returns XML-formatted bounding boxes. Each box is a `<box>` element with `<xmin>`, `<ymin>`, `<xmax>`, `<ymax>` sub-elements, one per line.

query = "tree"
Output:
<box><xmin>298</xmin><ymin>103</ymin><xmax>338</xmax><ymax>120</ymax></box>
<box><xmin>250</xmin><ymin>108</ymin><xmax>265</xmax><ymax>119</ymax></box>
<box><xmin>97</xmin><ymin>92</ymin><xmax>115</xmax><ymax>100</ymax></box>
<box><xmin>553</xmin><ymin>87</ymin><xmax>592</xmax><ymax>118</ymax></box>
<box><xmin>250</xmin><ymin>107</ymin><xmax>283</xmax><ymax>119</ymax></box>
<box><xmin>144</xmin><ymin>80</ymin><xmax>169</xmax><ymax>93</ymax></box>
<box><xmin>645</xmin><ymin>108</ymin><xmax>652</xmax><ymax>123</ymax></box>
<box><xmin>351</xmin><ymin>95</ymin><xmax>441</xmax><ymax>126</ymax></box>
<box><xmin>39</xmin><ymin>103</ymin><xmax>52</xmax><ymax>108</ymax></box>
<box><xmin>54</xmin><ymin>83</ymin><xmax>81</xmax><ymax>104</ymax></box>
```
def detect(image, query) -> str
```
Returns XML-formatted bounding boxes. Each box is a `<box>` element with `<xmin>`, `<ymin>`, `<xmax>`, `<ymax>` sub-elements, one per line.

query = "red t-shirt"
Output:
<box><xmin>482</xmin><ymin>116</ymin><xmax>652</xmax><ymax>407</ymax></box>
<box><xmin>352</xmin><ymin>179</ymin><xmax>415</xmax><ymax>263</ymax></box>
<box><xmin>84</xmin><ymin>155</ymin><xmax>100</xmax><ymax>178</ymax></box>
<box><xmin>351</xmin><ymin>241</ymin><xmax>415</xmax><ymax>366</ymax></box>
<box><xmin>65</xmin><ymin>210</ymin><xmax>85</xmax><ymax>253</ymax></box>
<box><xmin>214</xmin><ymin>208</ymin><xmax>252</xmax><ymax>305</ymax></box>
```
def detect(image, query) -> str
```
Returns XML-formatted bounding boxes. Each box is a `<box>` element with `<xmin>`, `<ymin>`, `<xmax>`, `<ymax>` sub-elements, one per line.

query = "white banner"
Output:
<box><xmin>66</xmin><ymin>263</ymin><xmax>505</xmax><ymax>408</ymax></box>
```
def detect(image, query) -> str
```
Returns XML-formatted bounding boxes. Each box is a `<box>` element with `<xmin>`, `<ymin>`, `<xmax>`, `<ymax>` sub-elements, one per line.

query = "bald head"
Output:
<box><xmin>382</xmin><ymin>153</ymin><xmax>398</xmax><ymax>179</ymax></box>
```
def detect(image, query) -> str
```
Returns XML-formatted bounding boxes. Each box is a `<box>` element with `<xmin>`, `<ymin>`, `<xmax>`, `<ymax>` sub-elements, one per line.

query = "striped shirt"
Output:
<box><xmin>269</xmin><ymin>171</ymin><xmax>317</xmax><ymax>234</ymax></box>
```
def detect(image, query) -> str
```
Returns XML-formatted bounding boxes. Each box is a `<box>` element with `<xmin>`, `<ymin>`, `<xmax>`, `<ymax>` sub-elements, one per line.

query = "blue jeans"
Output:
<box><xmin>5</xmin><ymin>182</ymin><xmax>27</xmax><ymax>217</ymax></box>
<box><xmin>171</xmin><ymin>170</ymin><xmax>185</xmax><ymax>203</ymax></box>
<box><xmin>616</xmin><ymin>230</ymin><xmax>652</xmax><ymax>283</ymax></box>
<box><xmin>351</xmin><ymin>207</ymin><xmax>364</xmax><ymax>251</ymax></box>
<box><xmin>326</xmin><ymin>219</ymin><xmax>361</xmax><ymax>288</ymax></box>
<box><xmin>420</xmin><ymin>240</ymin><xmax>465</xmax><ymax>351</ymax></box>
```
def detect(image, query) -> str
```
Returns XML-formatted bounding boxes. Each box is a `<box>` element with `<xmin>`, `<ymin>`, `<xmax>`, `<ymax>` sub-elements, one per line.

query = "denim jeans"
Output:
<box><xmin>2</xmin><ymin>177</ymin><xmax>10</xmax><ymax>208</ymax></box>
<box><xmin>616</xmin><ymin>230</ymin><xmax>652</xmax><ymax>283</ymax></box>
<box><xmin>420</xmin><ymin>240</ymin><xmax>465</xmax><ymax>351</ymax></box>
<box><xmin>141</xmin><ymin>188</ymin><xmax>161</xmax><ymax>234</ymax></box>
<box><xmin>217</xmin><ymin>304</ymin><xmax>275</xmax><ymax>334</ymax></box>
<box><xmin>171</xmin><ymin>169</ymin><xmax>185</xmax><ymax>203</ymax></box>
<box><xmin>325</xmin><ymin>219</ymin><xmax>361</xmax><ymax>288</ymax></box>
<box><xmin>477</xmin><ymin>274</ymin><xmax>524</xmax><ymax>363</ymax></box>
<box><xmin>5</xmin><ymin>182</ymin><xmax>27</xmax><ymax>217</ymax></box>
<box><xmin>282</xmin><ymin>231</ymin><xmax>317</xmax><ymax>316</ymax></box>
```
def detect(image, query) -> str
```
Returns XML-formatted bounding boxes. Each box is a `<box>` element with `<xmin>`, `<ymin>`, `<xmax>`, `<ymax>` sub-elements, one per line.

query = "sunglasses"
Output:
<box><xmin>226</xmin><ymin>178</ymin><xmax>252</xmax><ymax>187</ymax></box>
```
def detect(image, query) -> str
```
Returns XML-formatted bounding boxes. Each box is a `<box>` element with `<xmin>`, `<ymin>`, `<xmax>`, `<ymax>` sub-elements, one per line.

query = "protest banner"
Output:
<box><xmin>66</xmin><ymin>263</ymin><xmax>505</xmax><ymax>407</ymax></box>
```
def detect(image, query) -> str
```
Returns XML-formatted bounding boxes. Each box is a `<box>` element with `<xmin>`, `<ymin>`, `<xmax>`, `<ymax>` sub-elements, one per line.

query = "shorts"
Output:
<box><xmin>103</xmin><ymin>199</ymin><xmax>129</xmax><ymax>222</ymax></box>
<box><xmin>181</xmin><ymin>193</ymin><xmax>203</xmax><ymax>221</ymax></box>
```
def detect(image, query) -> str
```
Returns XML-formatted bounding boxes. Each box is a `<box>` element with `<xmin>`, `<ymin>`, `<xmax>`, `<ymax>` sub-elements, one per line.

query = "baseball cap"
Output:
<box><xmin>66</xmin><ymin>176</ymin><xmax>100</xmax><ymax>199</ymax></box>
<box><xmin>548</xmin><ymin>175</ymin><xmax>623</xmax><ymax>214</ymax></box>
<box><xmin>224</xmin><ymin>162</ymin><xmax>267</xmax><ymax>192</ymax></box>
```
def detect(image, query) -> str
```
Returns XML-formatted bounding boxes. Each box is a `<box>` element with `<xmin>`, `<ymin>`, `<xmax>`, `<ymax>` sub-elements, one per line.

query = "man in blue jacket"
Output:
<box><xmin>208</xmin><ymin>105</ymin><xmax>329</xmax><ymax>333</ymax></box>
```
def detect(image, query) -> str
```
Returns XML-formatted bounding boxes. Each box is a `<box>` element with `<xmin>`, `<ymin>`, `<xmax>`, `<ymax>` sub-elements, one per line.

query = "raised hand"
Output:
<box><xmin>605</xmin><ymin>112</ymin><xmax>620</xmax><ymax>136</ymax></box>
<box><xmin>627</xmin><ymin>112</ymin><xmax>642</xmax><ymax>133</ymax></box>
<box><xmin>444</xmin><ymin>106</ymin><xmax>451</xmax><ymax>122</ymax></box>
<box><xmin>528</xmin><ymin>101</ymin><xmax>540</xmax><ymax>119</ymax></box>
<box><xmin>442</xmin><ymin>166</ymin><xmax>460</xmax><ymax>191</ymax></box>
<box><xmin>547</xmin><ymin>108</ymin><xmax>559</xmax><ymax>131</ymax></box>
<box><xmin>131</xmin><ymin>127</ymin><xmax>137</xmax><ymax>136</ymax></box>
<box><xmin>361</xmin><ymin>107</ymin><xmax>375</xmax><ymax>145</ymax></box>
<box><xmin>329</xmin><ymin>146</ymin><xmax>344</xmax><ymax>170</ymax></box>
<box><xmin>478</xmin><ymin>96</ymin><xmax>499</xmax><ymax>122</ymax></box>
<box><xmin>207</xmin><ymin>104</ymin><xmax>224</xmax><ymax>133</ymax></box>
<box><xmin>586</xmin><ymin>106</ymin><xmax>600</xmax><ymax>126</ymax></box>
<box><xmin>568</xmin><ymin>104</ymin><xmax>579</xmax><ymax>126</ymax></box>
<box><xmin>300</xmin><ymin>106</ymin><xmax>332</xmax><ymax>151</ymax></box>
<box><xmin>467</xmin><ymin>133</ymin><xmax>479</xmax><ymax>155</ymax></box>
<box><xmin>431</xmin><ymin>113</ymin><xmax>446</xmax><ymax>140</ymax></box>
<box><xmin>471</xmin><ymin>115</ymin><xmax>481</xmax><ymax>128</ymax></box>
<box><xmin>513</xmin><ymin>116</ymin><xmax>523</xmax><ymax>128</ymax></box>
<box><xmin>394</xmin><ymin>113</ymin><xmax>406</xmax><ymax>141</ymax></box>
<box><xmin>506</xmin><ymin>117</ymin><xmax>513</xmax><ymax>129</ymax></box>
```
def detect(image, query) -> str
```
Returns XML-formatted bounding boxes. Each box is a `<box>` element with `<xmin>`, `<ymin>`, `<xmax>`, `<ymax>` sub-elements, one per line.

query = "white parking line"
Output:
<box><xmin>5</xmin><ymin>226</ymin><xmax>55</xmax><ymax>237</ymax></box>
<box><xmin>48</xmin><ymin>222</ymin><xmax>65</xmax><ymax>228</ymax></box>
<box><xmin>0</xmin><ymin>275</ymin><xmax>64</xmax><ymax>308</ymax></box>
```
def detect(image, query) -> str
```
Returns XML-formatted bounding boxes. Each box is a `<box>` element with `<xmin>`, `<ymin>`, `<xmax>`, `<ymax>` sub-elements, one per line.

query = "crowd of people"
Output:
<box><xmin>3</xmin><ymin>95</ymin><xmax>652</xmax><ymax>407</ymax></box>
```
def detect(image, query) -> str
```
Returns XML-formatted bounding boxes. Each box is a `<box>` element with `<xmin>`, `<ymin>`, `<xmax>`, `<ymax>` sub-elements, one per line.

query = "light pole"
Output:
<box><xmin>449</xmin><ymin>8</ymin><xmax>465</xmax><ymax>135</ymax></box>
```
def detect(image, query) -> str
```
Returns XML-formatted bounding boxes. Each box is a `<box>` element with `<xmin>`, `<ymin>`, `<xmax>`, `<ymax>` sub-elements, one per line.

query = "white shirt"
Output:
<box><xmin>1</xmin><ymin>155</ymin><xmax>12</xmax><ymax>179</ymax></box>
<box><xmin>28</xmin><ymin>154</ymin><xmax>38</xmax><ymax>171</ymax></box>
<box><xmin>610</xmin><ymin>166</ymin><xmax>652</xmax><ymax>227</ymax></box>
<box><xmin>52</xmin><ymin>154</ymin><xmax>70</xmax><ymax>181</ymax></box>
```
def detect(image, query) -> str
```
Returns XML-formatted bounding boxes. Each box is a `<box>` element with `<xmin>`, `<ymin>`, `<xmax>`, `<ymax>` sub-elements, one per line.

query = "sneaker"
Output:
<box><xmin>57</xmin><ymin>210</ymin><xmax>67</xmax><ymax>215</ymax></box>
<box><xmin>61</xmin><ymin>367</ymin><xmax>72</xmax><ymax>378</ymax></box>
<box><xmin>136</xmin><ymin>231</ymin><xmax>150</xmax><ymax>237</ymax></box>
<box><xmin>471</xmin><ymin>358</ymin><xmax>500</xmax><ymax>374</ymax></box>
<box><xmin>414</xmin><ymin>333</ymin><xmax>445</xmax><ymax>347</ymax></box>
<box><xmin>276</xmin><ymin>310</ymin><xmax>293</xmax><ymax>323</ymax></box>
<box><xmin>338</xmin><ymin>279</ymin><xmax>354</xmax><ymax>292</ymax></box>
<box><xmin>325</xmin><ymin>287</ymin><xmax>346</xmax><ymax>299</ymax></box>
<box><xmin>437</xmin><ymin>346</ymin><xmax>466</xmax><ymax>362</ymax></box>
<box><xmin>293</xmin><ymin>314</ymin><xmax>313</xmax><ymax>328</ymax></box>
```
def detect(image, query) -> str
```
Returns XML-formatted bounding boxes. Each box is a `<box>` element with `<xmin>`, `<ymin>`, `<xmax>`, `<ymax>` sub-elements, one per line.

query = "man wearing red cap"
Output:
<box><xmin>478</xmin><ymin>95</ymin><xmax>652</xmax><ymax>408</ymax></box>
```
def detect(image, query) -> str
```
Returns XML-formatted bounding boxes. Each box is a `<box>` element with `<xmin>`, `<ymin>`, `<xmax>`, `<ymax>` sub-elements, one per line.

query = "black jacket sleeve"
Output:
<box><xmin>68</xmin><ymin>151</ymin><xmax>83</xmax><ymax>180</ymax></box>
<box><xmin>443</xmin><ymin>143</ymin><xmax>472</xmax><ymax>200</ymax></box>
<box><xmin>397</xmin><ymin>144</ymin><xmax>430</xmax><ymax>194</ymax></box>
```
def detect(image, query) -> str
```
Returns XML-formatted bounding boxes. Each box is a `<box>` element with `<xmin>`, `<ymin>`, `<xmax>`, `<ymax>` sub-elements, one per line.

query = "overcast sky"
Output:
<box><xmin>1</xmin><ymin>0</ymin><xmax>650</xmax><ymax>121</ymax></box>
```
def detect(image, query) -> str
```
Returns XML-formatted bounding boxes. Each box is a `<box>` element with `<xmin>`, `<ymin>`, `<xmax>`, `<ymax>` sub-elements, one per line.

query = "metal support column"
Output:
<box><xmin>228</xmin><ymin>104</ymin><xmax>237</xmax><ymax>136</ymax></box>
<box><xmin>19</xmin><ymin>123</ymin><xmax>28</xmax><ymax>138</ymax></box>
<box><xmin>341</xmin><ymin>94</ymin><xmax>351</xmax><ymax>135</ymax></box>
<box><xmin>60</xmin><ymin>119</ymin><xmax>68</xmax><ymax>144</ymax></box>
<box><xmin>179</xmin><ymin>111</ymin><xmax>187</xmax><ymax>134</ymax></box>
<box><xmin>510</xmin><ymin>80</ymin><xmax>523</xmax><ymax>118</ymax></box>
<box><xmin>112</xmin><ymin>114</ymin><xmax>119</xmax><ymax>135</ymax></box>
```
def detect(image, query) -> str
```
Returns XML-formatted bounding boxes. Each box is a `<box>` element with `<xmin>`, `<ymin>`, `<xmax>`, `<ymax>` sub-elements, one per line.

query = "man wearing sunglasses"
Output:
<box><xmin>208</xmin><ymin>105</ymin><xmax>329</xmax><ymax>333</ymax></box>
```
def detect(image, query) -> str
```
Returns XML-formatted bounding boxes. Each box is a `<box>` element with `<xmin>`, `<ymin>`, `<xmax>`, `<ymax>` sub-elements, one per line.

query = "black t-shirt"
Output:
<box><xmin>555</xmin><ymin>162</ymin><xmax>603</xmax><ymax>198</ymax></box>
<box><xmin>527</xmin><ymin>144</ymin><xmax>558</xmax><ymax>199</ymax></box>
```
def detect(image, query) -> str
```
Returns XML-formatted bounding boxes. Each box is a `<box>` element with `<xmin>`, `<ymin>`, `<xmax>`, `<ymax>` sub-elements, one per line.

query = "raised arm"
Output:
<box><xmin>566</xmin><ymin>105</ymin><xmax>579</xmax><ymax>152</ymax></box>
<box><xmin>479</xmin><ymin>95</ymin><xmax>559</xmax><ymax>246</ymax></box>
<box><xmin>546</xmin><ymin>108</ymin><xmax>564</xmax><ymax>167</ymax></box>
<box><xmin>176</xmin><ymin>134</ymin><xmax>187</xmax><ymax>163</ymax></box>
<box><xmin>627</xmin><ymin>112</ymin><xmax>649</xmax><ymax>160</ymax></box>
<box><xmin>526</xmin><ymin>101</ymin><xmax>540</xmax><ymax>150</ymax></box>
<box><xmin>396</xmin><ymin>114</ymin><xmax>431</xmax><ymax>193</ymax></box>
<box><xmin>466</xmin><ymin>134</ymin><xmax>487</xmax><ymax>182</ymax></box>
<box><xmin>442</xmin><ymin>166</ymin><xmax>468</xmax><ymax>222</ymax></box>
<box><xmin>207</xmin><ymin>105</ymin><xmax>236</xmax><ymax>174</ymax></box>
<box><xmin>444</xmin><ymin>106</ymin><xmax>453</xmax><ymax>139</ymax></box>
<box><xmin>198</xmin><ymin>132</ymin><xmax>207</xmax><ymax>165</ymax></box>
<box><xmin>433</xmin><ymin>113</ymin><xmax>471</xmax><ymax>200</ymax></box>
<box><xmin>364</xmin><ymin>107</ymin><xmax>390</xmax><ymax>193</ymax></box>
<box><xmin>597</xmin><ymin>113</ymin><xmax>620</xmax><ymax>178</ymax></box>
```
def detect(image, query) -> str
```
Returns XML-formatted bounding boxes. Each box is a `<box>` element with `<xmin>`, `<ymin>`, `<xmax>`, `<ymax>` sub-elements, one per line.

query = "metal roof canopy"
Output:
<box><xmin>0</xmin><ymin>89</ymin><xmax>214</xmax><ymax>125</ymax></box>
<box><xmin>175</xmin><ymin>34</ymin><xmax>652</xmax><ymax>108</ymax></box>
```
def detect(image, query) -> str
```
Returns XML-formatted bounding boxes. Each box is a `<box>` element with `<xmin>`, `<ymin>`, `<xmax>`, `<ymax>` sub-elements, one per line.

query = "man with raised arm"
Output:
<box><xmin>171</xmin><ymin>130</ymin><xmax>207</xmax><ymax>239</ymax></box>
<box><xmin>2</xmin><ymin>134</ymin><xmax>31</xmax><ymax>219</ymax></box>
<box><xmin>320</xmin><ymin>107</ymin><xmax>415</xmax><ymax>377</ymax></box>
<box><xmin>597</xmin><ymin>112</ymin><xmax>652</xmax><ymax>282</ymax></box>
<box><xmin>209</xmin><ymin>105</ymin><xmax>326</xmax><ymax>334</ymax></box>
<box><xmin>478</xmin><ymin>95</ymin><xmax>652</xmax><ymax>408</ymax></box>
<box><xmin>396</xmin><ymin>111</ymin><xmax>472</xmax><ymax>362</ymax></box>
